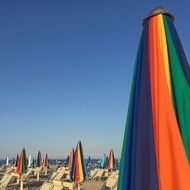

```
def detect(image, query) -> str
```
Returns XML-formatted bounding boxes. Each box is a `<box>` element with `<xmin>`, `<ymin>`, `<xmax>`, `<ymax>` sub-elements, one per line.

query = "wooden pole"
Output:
<box><xmin>45</xmin><ymin>167</ymin><xmax>47</xmax><ymax>175</ymax></box>
<box><xmin>37</xmin><ymin>172</ymin><xmax>40</xmax><ymax>181</ymax></box>
<box><xmin>20</xmin><ymin>175</ymin><xmax>23</xmax><ymax>190</ymax></box>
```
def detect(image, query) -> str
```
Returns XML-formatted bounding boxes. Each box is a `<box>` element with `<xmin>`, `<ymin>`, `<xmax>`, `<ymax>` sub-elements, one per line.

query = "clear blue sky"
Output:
<box><xmin>0</xmin><ymin>1</ymin><xmax>190</xmax><ymax>159</ymax></box>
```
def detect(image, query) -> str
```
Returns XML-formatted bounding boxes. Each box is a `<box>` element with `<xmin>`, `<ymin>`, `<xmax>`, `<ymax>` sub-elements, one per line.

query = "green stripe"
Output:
<box><xmin>118</xmin><ymin>34</ymin><xmax>142</xmax><ymax>189</ymax></box>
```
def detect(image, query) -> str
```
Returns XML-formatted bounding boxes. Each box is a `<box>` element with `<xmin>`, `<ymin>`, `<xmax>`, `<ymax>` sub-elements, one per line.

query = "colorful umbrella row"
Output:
<box><xmin>118</xmin><ymin>7</ymin><xmax>190</xmax><ymax>190</ymax></box>
<box><xmin>15</xmin><ymin>149</ymin><xmax>49</xmax><ymax>174</ymax></box>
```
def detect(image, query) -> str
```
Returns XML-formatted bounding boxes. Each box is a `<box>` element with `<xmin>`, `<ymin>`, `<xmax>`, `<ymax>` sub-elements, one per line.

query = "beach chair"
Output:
<box><xmin>104</xmin><ymin>176</ymin><xmax>118</xmax><ymax>190</ymax></box>
<box><xmin>65</xmin><ymin>174</ymin><xmax>71</xmax><ymax>180</ymax></box>
<box><xmin>4</xmin><ymin>166</ymin><xmax>14</xmax><ymax>175</ymax></box>
<box><xmin>25</xmin><ymin>168</ymin><xmax>33</xmax><ymax>177</ymax></box>
<box><xmin>62</xmin><ymin>180</ymin><xmax>74</xmax><ymax>190</ymax></box>
<box><xmin>109</xmin><ymin>171</ymin><xmax>118</xmax><ymax>178</ymax></box>
<box><xmin>51</xmin><ymin>185</ymin><xmax>64</xmax><ymax>190</ymax></box>
<box><xmin>0</xmin><ymin>173</ymin><xmax>15</xmax><ymax>188</ymax></box>
<box><xmin>57</xmin><ymin>167</ymin><xmax>66</xmax><ymax>172</ymax></box>
<box><xmin>54</xmin><ymin>172</ymin><xmax>65</xmax><ymax>180</ymax></box>
<box><xmin>80</xmin><ymin>180</ymin><xmax>105</xmax><ymax>190</ymax></box>
<box><xmin>51</xmin><ymin>172</ymin><xmax>58</xmax><ymax>180</ymax></box>
<box><xmin>89</xmin><ymin>169</ymin><xmax>98</xmax><ymax>179</ymax></box>
<box><xmin>40</xmin><ymin>182</ymin><xmax>54</xmax><ymax>190</ymax></box>
<box><xmin>53</xmin><ymin>179</ymin><xmax>63</xmax><ymax>186</ymax></box>
<box><xmin>93</xmin><ymin>169</ymin><xmax>107</xmax><ymax>180</ymax></box>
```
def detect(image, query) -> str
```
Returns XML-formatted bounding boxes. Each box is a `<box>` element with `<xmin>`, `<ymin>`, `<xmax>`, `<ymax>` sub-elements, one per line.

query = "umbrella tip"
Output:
<box><xmin>143</xmin><ymin>7</ymin><xmax>174</xmax><ymax>23</ymax></box>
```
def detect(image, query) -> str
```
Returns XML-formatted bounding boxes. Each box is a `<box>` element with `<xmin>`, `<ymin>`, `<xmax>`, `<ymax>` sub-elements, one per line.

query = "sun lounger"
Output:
<box><xmin>0</xmin><ymin>173</ymin><xmax>16</xmax><ymax>188</ymax></box>
<box><xmin>51</xmin><ymin>185</ymin><xmax>64</xmax><ymax>190</ymax></box>
<box><xmin>80</xmin><ymin>180</ymin><xmax>105</xmax><ymax>190</ymax></box>
<box><xmin>53</xmin><ymin>179</ymin><xmax>63</xmax><ymax>186</ymax></box>
<box><xmin>51</xmin><ymin>172</ymin><xmax>58</xmax><ymax>180</ymax></box>
<box><xmin>89</xmin><ymin>169</ymin><xmax>98</xmax><ymax>179</ymax></box>
<box><xmin>104</xmin><ymin>176</ymin><xmax>118</xmax><ymax>190</ymax></box>
<box><xmin>57</xmin><ymin>167</ymin><xmax>66</xmax><ymax>172</ymax></box>
<box><xmin>54</xmin><ymin>172</ymin><xmax>65</xmax><ymax>180</ymax></box>
<box><xmin>93</xmin><ymin>169</ymin><xmax>107</xmax><ymax>180</ymax></box>
<box><xmin>40</xmin><ymin>182</ymin><xmax>54</xmax><ymax>190</ymax></box>
<box><xmin>4</xmin><ymin>166</ymin><xmax>14</xmax><ymax>175</ymax></box>
<box><xmin>109</xmin><ymin>171</ymin><xmax>119</xmax><ymax>179</ymax></box>
<box><xmin>62</xmin><ymin>180</ymin><xmax>74</xmax><ymax>190</ymax></box>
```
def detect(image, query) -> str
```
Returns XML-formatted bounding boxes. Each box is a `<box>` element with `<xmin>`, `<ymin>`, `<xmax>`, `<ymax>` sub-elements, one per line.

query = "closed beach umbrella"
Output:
<box><xmin>16</xmin><ymin>148</ymin><xmax>27</xmax><ymax>174</ymax></box>
<box><xmin>28</xmin><ymin>154</ymin><xmax>32</xmax><ymax>168</ymax></box>
<box><xmin>68</xmin><ymin>148</ymin><xmax>75</xmax><ymax>170</ymax></box>
<box><xmin>71</xmin><ymin>141</ymin><xmax>87</xmax><ymax>189</ymax></box>
<box><xmin>15</xmin><ymin>154</ymin><xmax>19</xmax><ymax>167</ymax></box>
<box><xmin>106</xmin><ymin>156</ymin><xmax>108</xmax><ymax>167</ymax></box>
<box><xmin>118</xmin><ymin>7</ymin><xmax>190</xmax><ymax>190</ymax></box>
<box><xmin>31</xmin><ymin>156</ymin><xmax>35</xmax><ymax>168</ymax></box>
<box><xmin>12</xmin><ymin>158</ymin><xmax>15</xmax><ymax>165</ymax></box>
<box><xmin>36</xmin><ymin>151</ymin><xmax>42</xmax><ymax>180</ymax></box>
<box><xmin>44</xmin><ymin>154</ymin><xmax>49</xmax><ymax>168</ymax></box>
<box><xmin>108</xmin><ymin>149</ymin><xmax>115</xmax><ymax>171</ymax></box>
<box><xmin>100</xmin><ymin>154</ymin><xmax>107</xmax><ymax>169</ymax></box>
<box><xmin>16</xmin><ymin>148</ymin><xmax>27</xmax><ymax>190</ymax></box>
<box><xmin>6</xmin><ymin>157</ymin><xmax>9</xmax><ymax>166</ymax></box>
<box><xmin>65</xmin><ymin>155</ymin><xmax>69</xmax><ymax>167</ymax></box>
<box><xmin>44</xmin><ymin>154</ymin><xmax>49</xmax><ymax>175</ymax></box>
<box><xmin>36</xmin><ymin>151</ymin><xmax>42</xmax><ymax>168</ymax></box>
<box><xmin>87</xmin><ymin>156</ymin><xmax>91</xmax><ymax>166</ymax></box>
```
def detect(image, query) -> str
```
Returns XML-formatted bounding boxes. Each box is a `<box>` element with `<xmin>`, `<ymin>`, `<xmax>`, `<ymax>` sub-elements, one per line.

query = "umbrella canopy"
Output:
<box><xmin>28</xmin><ymin>154</ymin><xmax>32</xmax><ymax>168</ymax></box>
<box><xmin>16</xmin><ymin>148</ymin><xmax>27</xmax><ymax>174</ymax></box>
<box><xmin>12</xmin><ymin>158</ymin><xmax>15</xmax><ymax>165</ymax></box>
<box><xmin>68</xmin><ymin>148</ymin><xmax>75</xmax><ymax>170</ymax></box>
<box><xmin>108</xmin><ymin>149</ymin><xmax>115</xmax><ymax>171</ymax></box>
<box><xmin>31</xmin><ymin>156</ymin><xmax>35</xmax><ymax>168</ymax></box>
<box><xmin>65</xmin><ymin>155</ymin><xmax>69</xmax><ymax>167</ymax></box>
<box><xmin>44</xmin><ymin>154</ymin><xmax>49</xmax><ymax>168</ymax></box>
<box><xmin>71</xmin><ymin>141</ymin><xmax>87</xmax><ymax>184</ymax></box>
<box><xmin>6</xmin><ymin>157</ymin><xmax>9</xmax><ymax>166</ymax></box>
<box><xmin>100</xmin><ymin>154</ymin><xmax>108</xmax><ymax>169</ymax></box>
<box><xmin>87</xmin><ymin>156</ymin><xmax>91</xmax><ymax>166</ymax></box>
<box><xmin>15</xmin><ymin>154</ymin><xmax>19</xmax><ymax>167</ymax></box>
<box><xmin>118</xmin><ymin>7</ymin><xmax>190</xmax><ymax>190</ymax></box>
<box><xmin>36</xmin><ymin>151</ymin><xmax>42</xmax><ymax>167</ymax></box>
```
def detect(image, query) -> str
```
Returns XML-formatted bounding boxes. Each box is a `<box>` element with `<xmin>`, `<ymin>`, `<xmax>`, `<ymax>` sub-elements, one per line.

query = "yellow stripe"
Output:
<box><xmin>157</xmin><ymin>14</ymin><xmax>171</xmax><ymax>94</ymax></box>
<box><xmin>77</xmin><ymin>145</ymin><xmax>84</xmax><ymax>182</ymax></box>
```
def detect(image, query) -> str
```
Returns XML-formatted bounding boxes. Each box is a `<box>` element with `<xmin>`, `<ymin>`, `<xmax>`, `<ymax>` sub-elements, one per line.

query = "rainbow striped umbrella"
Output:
<box><xmin>16</xmin><ymin>148</ymin><xmax>27</xmax><ymax>174</ymax></box>
<box><xmin>68</xmin><ymin>148</ymin><xmax>75</xmax><ymax>170</ymax></box>
<box><xmin>36</xmin><ymin>151</ymin><xmax>42</xmax><ymax>168</ymax></box>
<box><xmin>108</xmin><ymin>149</ymin><xmax>115</xmax><ymax>171</ymax></box>
<box><xmin>44</xmin><ymin>154</ymin><xmax>49</xmax><ymax>168</ymax></box>
<box><xmin>65</xmin><ymin>155</ymin><xmax>69</xmax><ymax>167</ymax></box>
<box><xmin>118</xmin><ymin>7</ymin><xmax>190</xmax><ymax>190</ymax></box>
<box><xmin>71</xmin><ymin>141</ymin><xmax>87</xmax><ymax>184</ymax></box>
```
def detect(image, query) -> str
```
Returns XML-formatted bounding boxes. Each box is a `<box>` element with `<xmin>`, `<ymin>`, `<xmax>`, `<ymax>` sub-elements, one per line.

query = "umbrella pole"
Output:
<box><xmin>37</xmin><ymin>172</ymin><xmax>40</xmax><ymax>181</ymax></box>
<box><xmin>45</xmin><ymin>167</ymin><xmax>47</xmax><ymax>175</ymax></box>
<box><xmin>20</xmin><ymin>175</ymin><xmax>23</xmax><ymax>190</ymax></box>
<box><xmin>78</xmin><ymin>183</ymin><xmax>80</xmax><ymax>190</ymax></box>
